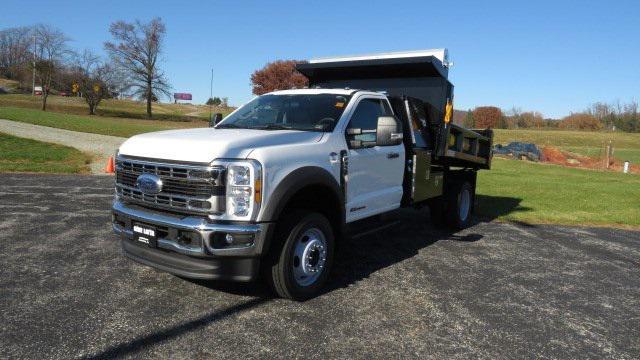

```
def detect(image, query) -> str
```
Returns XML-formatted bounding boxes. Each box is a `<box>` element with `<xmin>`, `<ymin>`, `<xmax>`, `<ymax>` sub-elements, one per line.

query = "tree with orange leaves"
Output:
<box><xmin>250</xmin><ymin>60</ymin><xmax>308</xmax><ymax>95</ymax></box>
<box><xmin>472</xmin><ymin>106</ymin><xmax>502</xmax><ymax>128</ymax></box>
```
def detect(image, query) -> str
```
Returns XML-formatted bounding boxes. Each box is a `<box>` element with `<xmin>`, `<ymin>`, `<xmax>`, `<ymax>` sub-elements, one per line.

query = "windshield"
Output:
<box><xmin>217</xmin><ymin>94</ymin><xmax>351</xmax><ymax>132</ymax></box>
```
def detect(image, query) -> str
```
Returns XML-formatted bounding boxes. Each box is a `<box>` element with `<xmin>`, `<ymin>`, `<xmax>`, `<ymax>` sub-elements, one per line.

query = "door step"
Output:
<box><xmin>346</xmin><ymin>213</ymin><xmax>402</xmax><ymax>239</ymax></box>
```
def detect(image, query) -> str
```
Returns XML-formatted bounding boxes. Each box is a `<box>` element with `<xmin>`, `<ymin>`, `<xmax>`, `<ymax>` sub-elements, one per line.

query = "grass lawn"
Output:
<box><xmin>476</xmin><ymin>158</ymin><xmax>640</xmax><ymax>228</ymax></box>
<box><xmin>0</xmin><ymin>107</ymin><xmax>207</xmax><ymax>138</ymax></box>
<box><xmin>494</xmin><ymin>128</ymin><xmax>640</xmax><ymax>164</ymax></box>
<box><xmin>0</xmin><ymin>93</ymin><xmax>233</xmax><ymax>122</ymax></box>
<box><xmin>0</xmin><ymin>132</ymin><xmax>92</xmax><ymax>173</ymax></box>
<box><xmin>560</xmin><ymin>146</ymin><xmax>640</xmax><ymax>164</ymax></box>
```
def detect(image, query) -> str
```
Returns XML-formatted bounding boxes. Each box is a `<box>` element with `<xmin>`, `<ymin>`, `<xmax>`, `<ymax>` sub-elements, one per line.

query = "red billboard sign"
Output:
<box><xmin>173</xmin><ymin>93</ymin><xmax>192</xmax><ymax>101</ymax></box>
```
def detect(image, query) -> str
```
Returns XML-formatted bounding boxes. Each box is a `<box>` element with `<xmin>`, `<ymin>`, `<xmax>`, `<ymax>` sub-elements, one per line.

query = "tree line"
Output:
<box><xmin>463</xmin><ymin>101</ymin><xmax>639</xmax><ymax>132</ymax></box>
<box><xmin>0</xmin><ymin>19</ymin><xmax>172</xmax><ymax>118</ymax></box>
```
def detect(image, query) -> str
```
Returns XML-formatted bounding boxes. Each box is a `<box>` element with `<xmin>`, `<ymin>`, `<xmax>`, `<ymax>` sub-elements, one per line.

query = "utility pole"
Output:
<box><xmin>32</xmin><ymin>32</ymin><xmax>36</xmax><ymax>96</ymax></box>
<box><xmin>209</xmin><ymin>68</ymin><xmax>213</xmax><ymax>121</ymax></box>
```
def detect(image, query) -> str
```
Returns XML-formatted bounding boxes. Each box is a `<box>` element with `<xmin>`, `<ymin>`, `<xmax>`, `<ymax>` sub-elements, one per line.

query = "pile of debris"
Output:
<box><xmin>541</xmin><ymin>146</ymin><xmax>638</xmax><ymax>173</ymax></box>
<box><xmin>493</xmin><ymin>142</ymin><xmax>638</xmax><ymax>174</ymax></box>
<box><xmin>493</xmin><ymin>142</ymin><xmax>542</xmax><ymax>161</ymax></box>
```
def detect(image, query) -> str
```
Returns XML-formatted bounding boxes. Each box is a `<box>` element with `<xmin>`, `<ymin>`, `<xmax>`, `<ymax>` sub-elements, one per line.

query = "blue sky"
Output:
<box><xmin>2</xmin><ymin>0</ymin><xmax>638</xmax><ymax>118</ymax></box>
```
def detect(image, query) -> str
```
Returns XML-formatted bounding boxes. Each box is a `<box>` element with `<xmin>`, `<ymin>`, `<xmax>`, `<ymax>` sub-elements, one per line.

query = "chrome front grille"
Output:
<box><xmin>115</xmin><ymin>157</ymin><xmax>225</xmax><ymax>214</ymax></box>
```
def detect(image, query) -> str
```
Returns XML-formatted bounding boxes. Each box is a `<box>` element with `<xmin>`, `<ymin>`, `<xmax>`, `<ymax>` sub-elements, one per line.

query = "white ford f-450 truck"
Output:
<box><xmin>112</xmin><ymin>49</ymin><xmax>493</xmax><ymax>300</ymax></box>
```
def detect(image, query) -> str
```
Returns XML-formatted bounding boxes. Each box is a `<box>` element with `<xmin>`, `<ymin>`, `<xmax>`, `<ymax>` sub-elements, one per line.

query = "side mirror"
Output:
<box><xmin>210</xmin><ymin>113</ymin><xmax>223</xmax><ymax>127</ymax></box>
<box><xmin>376</xmin><ymin>116</ymin><xmax>403</xmax><ymax>146</ymax></box>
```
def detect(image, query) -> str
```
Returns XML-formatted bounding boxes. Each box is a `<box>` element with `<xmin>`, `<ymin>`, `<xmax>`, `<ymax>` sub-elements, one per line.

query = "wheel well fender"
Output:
<box><xmin>260</xmin><ymin>166</ymin><xmax>344</xmax><ymax>228</ymax></box>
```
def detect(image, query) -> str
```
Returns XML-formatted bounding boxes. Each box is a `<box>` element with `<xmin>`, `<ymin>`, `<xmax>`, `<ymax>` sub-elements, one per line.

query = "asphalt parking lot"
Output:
<box><xmin>1</xmin><ymin>173</ymin><xmax>639</xmax><ymax>359</ymax></box>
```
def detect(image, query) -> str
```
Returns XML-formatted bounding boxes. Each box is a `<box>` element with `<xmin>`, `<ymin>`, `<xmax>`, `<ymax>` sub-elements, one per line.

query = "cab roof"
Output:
<box><xmin>267</xmin><ymin>88</ymin><xmax>358</xmax><ymax>96</ymax></box>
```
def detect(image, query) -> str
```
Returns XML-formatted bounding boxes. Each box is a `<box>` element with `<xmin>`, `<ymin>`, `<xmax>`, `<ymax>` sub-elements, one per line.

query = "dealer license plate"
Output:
<box><xmin>133</xmin><ymin>223</ymin><xmax>157</xmax><ymax>248</ymax></box>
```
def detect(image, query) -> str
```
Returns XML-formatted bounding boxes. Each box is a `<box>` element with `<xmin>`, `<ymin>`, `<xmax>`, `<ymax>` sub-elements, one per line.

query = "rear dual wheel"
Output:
<box><xmin>429</xmin><ymin>180</ymin><xmax>474</xmax><ymax>230</ymax></box>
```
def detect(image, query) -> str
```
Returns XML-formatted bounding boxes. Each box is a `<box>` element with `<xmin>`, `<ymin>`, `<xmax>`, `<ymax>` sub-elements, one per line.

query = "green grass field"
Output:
<box><xmin>0</xmin><ymin>93</ymin><xmax>233</xmax><ymax>121</ymax></box>
<box><xmin>0</xmin><ymin>132</ymin><xmax>91</xmax><ymax>173</ymax></box>
<box><xmin>494</xmin><ymin>128</ymin><xmax>640</xmax><ymax>164</ymax></box>
<box><xmin>476</xmin><ymin>158</ymin><xmax>640</xmax><ymax>228</ymax></box>
<box><xmin>0</xmin><ymin>107</ymin><xmax>206</xmax><ymax>138</ymax></box>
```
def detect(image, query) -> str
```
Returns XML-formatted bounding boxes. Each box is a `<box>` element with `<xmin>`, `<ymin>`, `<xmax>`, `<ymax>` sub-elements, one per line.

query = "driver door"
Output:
<box><xmin>345</xmin><ymin>97</ymin><xmax>404</xmax><ymax>222</ymax></box>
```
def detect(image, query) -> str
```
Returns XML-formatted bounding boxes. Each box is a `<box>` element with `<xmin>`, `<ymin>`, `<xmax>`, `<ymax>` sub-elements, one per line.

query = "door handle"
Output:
<box><xmin>387</xmin><ymin>152</ymin><xmax>400</xmax><ymax>159</ymax></box>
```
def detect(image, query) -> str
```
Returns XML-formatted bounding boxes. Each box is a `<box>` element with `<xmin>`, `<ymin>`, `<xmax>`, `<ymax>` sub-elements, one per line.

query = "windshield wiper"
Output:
<box><xmin>252</xmin><ymin>124</ymin><xmax>326</xmax><ymax>132</ymax></box>
<box><xmin>216</xmin><ymin>123</ymin><xmax>246</xmax><ymax>129</ymax></box>
<box><xmin>253</xmin><ymin>124</ymin><xmax>295</xmax><ymax>130</ymax></box>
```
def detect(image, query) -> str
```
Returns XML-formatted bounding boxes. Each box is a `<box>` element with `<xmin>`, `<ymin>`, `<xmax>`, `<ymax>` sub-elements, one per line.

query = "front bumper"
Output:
<box><xmin>112</xmin><ymin>200</ymin><xmax>274</xmax><ymax>281</ymax></box>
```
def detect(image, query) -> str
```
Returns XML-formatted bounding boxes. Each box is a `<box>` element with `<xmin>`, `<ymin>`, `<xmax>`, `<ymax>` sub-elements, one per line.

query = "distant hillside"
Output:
<box><xmin>0</xmin><ymin>92</ymin><xmax>234</xmax><ymax>122</ymax></box>
<box><xmin>0</xmin><ymin>78</ymin><xmax>20</xmax><ymax>94</ymax></box>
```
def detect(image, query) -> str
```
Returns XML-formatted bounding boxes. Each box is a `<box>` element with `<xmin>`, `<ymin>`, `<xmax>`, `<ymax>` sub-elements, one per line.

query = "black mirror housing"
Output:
<box><xmin>376</xmin><ymin>116</ymin><xmax>403</xmax><ymax>146</ymax></box>
<box><xmin>210</xmin><ymin>113</ymin><xmax>223</xmax><ymax>127</ymax></box>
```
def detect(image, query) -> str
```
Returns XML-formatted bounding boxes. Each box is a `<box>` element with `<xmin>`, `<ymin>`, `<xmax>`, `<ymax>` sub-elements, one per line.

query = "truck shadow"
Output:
<box><xmin>188</xmin><ymin>195</ymin><xmax>526</xmax><ymax>298</ymax></box>
<box><xmin>90</xmin><ymin>196</ymin><xmax>523</xmax><ymax>358</ymax></box>
<box><xmin>324</xmin><ymin>195</ymin><xmax>528</xmax><ymax>295</ymax></box>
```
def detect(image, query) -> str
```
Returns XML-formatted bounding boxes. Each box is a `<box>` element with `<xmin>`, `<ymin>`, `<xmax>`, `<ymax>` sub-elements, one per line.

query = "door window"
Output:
<box><xmin>347</xmin><ymin>98</ymin><xmax>391</xmax><ymax>142</ymax></box>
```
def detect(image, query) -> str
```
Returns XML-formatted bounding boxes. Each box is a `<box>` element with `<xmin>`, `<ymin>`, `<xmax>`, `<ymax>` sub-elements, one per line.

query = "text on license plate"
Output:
<box><xmin>133</xmin><ymin>225</ymin><xmax>156</xmax><ymax>237</ymax></box>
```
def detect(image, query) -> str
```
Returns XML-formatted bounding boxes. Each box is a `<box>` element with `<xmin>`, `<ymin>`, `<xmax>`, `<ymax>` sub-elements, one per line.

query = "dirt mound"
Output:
<box><xmin>541</xmin><ymin>146</ymin><xmax>566</xmax><ymax>163</ymax></box>
<box><xmin>541</xmin><ymin>146</ymin><xmax>639</xmax><ymax>174</ymax></box>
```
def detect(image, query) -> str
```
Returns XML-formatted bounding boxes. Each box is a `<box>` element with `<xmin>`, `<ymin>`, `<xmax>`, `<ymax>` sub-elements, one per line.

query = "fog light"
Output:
<box><xmin>225</xmin><ymin>233</ymin><xmax>234</xmax><ymax>244</ymax></box>
<box><xmin>210</xmin><ymin>232</ymin><xmax>255</xmax><ymax>249</ymax></box>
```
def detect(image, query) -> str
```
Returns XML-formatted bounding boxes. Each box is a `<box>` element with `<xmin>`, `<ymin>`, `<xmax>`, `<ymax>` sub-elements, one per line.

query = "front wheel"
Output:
<box><xmin>266</xmin><ymin>211</ymin><xmax>335</xmax><ymax>301</ymax></box>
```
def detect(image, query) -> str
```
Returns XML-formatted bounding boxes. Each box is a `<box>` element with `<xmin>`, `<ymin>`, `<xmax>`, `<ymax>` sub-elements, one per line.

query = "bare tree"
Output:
<box><xmin>104</xmin><ymin>18</ymin><xmax>171</xmax><ymax>118</ymax></box>
<box><xmin>0</xmin><ymin>26</ymin><xmax>33</xmax><ymax>82</ymax></box>
<box><xmin>33</xmin><ymin>24</ymin><xmax>70</xmax><ymax>111</ymax></box>
<box><xmin>75</xmin><ymin>50</ymin><xmax>115</xmax><ymax>115</ymax></box>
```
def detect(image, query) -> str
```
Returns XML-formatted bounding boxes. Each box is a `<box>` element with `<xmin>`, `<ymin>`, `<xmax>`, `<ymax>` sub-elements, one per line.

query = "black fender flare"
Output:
<box><xmin>260</xmin><ymin>166</ymin><xmax>344</xmax><ymax>225</ymax></box>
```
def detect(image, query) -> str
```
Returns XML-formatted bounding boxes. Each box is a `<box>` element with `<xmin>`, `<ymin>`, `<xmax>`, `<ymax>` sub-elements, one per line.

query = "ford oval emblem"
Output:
<box><xmin>136</xmin><ymin>174</ymin><xmax>163</xmax><ymax>195</ymax></box>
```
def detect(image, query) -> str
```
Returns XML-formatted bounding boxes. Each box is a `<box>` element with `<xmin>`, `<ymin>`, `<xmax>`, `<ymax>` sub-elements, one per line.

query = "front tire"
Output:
<box><xmin>266</xmin><ymin>210</ymin><xmax>335</xmax><ymax>301</ymax></box>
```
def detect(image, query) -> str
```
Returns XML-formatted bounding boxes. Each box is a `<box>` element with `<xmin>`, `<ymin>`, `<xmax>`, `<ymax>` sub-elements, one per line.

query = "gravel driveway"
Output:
<box><xmin>1</xmin><ymin>174</ymin><xmax>639</xmax><ymax>359</ymax></box>
<box><xmin>0</xmin><ymin>119</ymin><xmax>126</xmax><ymax>174</ymax></box>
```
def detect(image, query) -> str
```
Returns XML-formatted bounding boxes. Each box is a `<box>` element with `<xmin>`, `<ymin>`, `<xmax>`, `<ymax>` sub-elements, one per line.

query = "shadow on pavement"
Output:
<box><xmin>85</xmin><ymin>196</ymin><xmax>523</xmax><ymax>357</ymax></box>
<box><xmin>83</xmin><ymin>297</ymin><xmax>269</xmax><ymax>360</ymax></box>
<box><xmin>324</xmin><ymin>195</ymin><xmax>524</xmax><ymax>293</ymax></box>
<box><xmin>187</xmin><ymin>195</ymin><xmax>524</xmax><ymax>298</ymax></box>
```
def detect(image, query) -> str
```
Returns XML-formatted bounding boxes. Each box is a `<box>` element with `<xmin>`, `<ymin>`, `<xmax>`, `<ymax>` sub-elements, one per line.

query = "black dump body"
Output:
<box><xmin>297</xmin><ymin>55</ymin><xmax>492</xmax><ymax>169</ymax></box>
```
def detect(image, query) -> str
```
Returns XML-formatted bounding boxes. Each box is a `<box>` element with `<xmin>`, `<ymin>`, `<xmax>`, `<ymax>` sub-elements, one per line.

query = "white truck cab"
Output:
<box><xmin>112</xmin><ymin>50</ymin><xmax>493</xmax><ymax>300</ymax></box>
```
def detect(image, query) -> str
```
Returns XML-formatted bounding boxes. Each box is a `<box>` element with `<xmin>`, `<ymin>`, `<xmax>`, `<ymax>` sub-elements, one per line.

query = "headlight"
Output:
<box><xmin>221</xmin><ymin>160</ymin><xmax>262</xmax><ymax>220</ymax></box>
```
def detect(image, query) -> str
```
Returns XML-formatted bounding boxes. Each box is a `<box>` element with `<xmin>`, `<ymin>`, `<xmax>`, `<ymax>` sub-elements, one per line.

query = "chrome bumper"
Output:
<box><xmin>112</xmin><ymin>200</ymin><xmax>272</xmax><ymax>258</ymax></box>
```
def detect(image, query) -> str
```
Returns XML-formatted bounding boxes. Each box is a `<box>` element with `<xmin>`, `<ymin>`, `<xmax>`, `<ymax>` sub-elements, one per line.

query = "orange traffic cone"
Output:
<box><xmin>105</xmin><ymin>156</ymin><xmax>115</xmax><ymax>174</ymax></box>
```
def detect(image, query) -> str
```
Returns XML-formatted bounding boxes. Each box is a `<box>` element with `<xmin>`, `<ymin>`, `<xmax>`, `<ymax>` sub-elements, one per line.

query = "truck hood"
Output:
<box><xmin>118</xmin><ymin>128</ymin><xmax>324</xmax><ymax>163</ymax></box>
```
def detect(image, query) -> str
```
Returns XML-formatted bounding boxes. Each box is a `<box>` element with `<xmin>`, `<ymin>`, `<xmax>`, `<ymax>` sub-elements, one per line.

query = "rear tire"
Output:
<box><xmin>266</xmin><ymin>210</ymin><xmax>335</xmax><ymax>301</ymax></box>
<box><xmin>445</xmin><ymin>181</ymin><xmax>474</xmax><ymax>230</ymax></box>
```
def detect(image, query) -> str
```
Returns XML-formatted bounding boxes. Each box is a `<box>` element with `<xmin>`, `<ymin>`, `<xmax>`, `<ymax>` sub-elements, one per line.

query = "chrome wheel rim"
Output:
<box><xmin>292</xmin><ymin>228</ymin><xmax>327</xmax><ymax>287</ymax></box>
<box><xmin>459</xmin><ymin>188</ymin><xmax>470</xmax><ymax>222</ymax></box>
